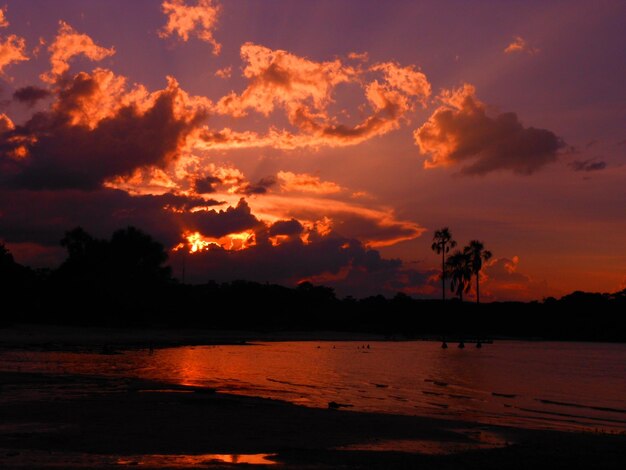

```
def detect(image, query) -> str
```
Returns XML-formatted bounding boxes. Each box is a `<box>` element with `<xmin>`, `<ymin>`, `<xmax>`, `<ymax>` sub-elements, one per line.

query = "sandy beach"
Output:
<box><xmin>1</xmin><ymin>365</ymin><xmax>625</xmax><ymax>469</ymax></box>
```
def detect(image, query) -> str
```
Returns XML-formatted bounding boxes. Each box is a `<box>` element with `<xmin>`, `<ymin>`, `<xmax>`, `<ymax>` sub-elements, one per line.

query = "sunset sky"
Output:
<box><xmin>0</xmin><ymin>0</ymin><xmax>624</xmax><ymax>300</ymax></box>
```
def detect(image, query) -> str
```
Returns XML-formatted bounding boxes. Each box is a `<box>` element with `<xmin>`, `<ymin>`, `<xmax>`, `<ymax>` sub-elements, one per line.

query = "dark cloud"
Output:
<box><xmin>13</xmin><ymin>86</ymin><xmax>51</xmax><ymax>107</ymax></box>
<box><xmin>415</xmin><ymin>85</ymin><xmax>564</xmax><ymax>175</ymax></box>
<box><xmin>0</xmin><ymin>71</ymin><xmax>206</xmax><ymax>190</ymax></box>
<box><xmin>175</xmin><ymin>233</ymin><xmax>435</xmax><ymax>297</ymax></box>
<box><xmin>183</xmin><ymin>198</ymin><xmax>262</xmax><ymax>238</ymax></box>
<box><xmin>194</xmin><ymin>175</ymin><xmax>221</xmax><ymax>193</ymax></box>
<box><xmin>0</xmin><ymin>185</ymin><xmax>431</xmax><ymax>298</ymax></box>
<box><xmin>327</xmin><ymin>263</ymin><xmax>438</xmax><ymax>298</ymax></box>
<box><xmin>0</xmin><ymin>187</ymin><xmax>249</xmax><ymax>253</ymax></box>
<box><xmin>0</xmin><ymin>188</ymin><xmax>181</xmax><ymax>248</ymax></box>
<box><xmin>236</xmin><ymin>176</ymin><xmax>276</xmax><ymax>195</ymax></box>
<box><xmin>569</xmin><ymin>159</ymin><xmax>606</xmax><ymax>172</ymax></box>
<box><xmin>269</xmin><ymin>218</ymin><xmax>303</xmax><ymax>236</ymax></box>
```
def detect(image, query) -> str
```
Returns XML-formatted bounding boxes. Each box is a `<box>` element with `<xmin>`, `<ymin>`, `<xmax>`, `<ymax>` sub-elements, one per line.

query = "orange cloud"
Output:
<box><xmin>201</xmin><ymin>44</ymin><xmax>432</xmax><ymax>150</ymax></box>
<box><xmin>39</xmin><ymin>67</ymin><xmax>209</xmax><ymax>134</ymax></box>
<box><xmin>277</xmin><ymin>171</ymin><xmax>342</xmax><ymax>194</ymax></box>
<box><xmin>53</xmin><ymin>68</ymin><xmax>135</xmax><ymax>128</ymax></box>
<box><xmin>370</xmin><ymin>62</ymin><xmax>430</xmax><ymax>106</ymax></box>
<box><xmin>121</xmin><ymin>151</ymin><xmax>424</xmax><ymax>249</ymax></box>
<box><xmin>2</xmin><ymin>69</ymin><xmax>210</xmax><ymax>189</ymax></box>
<box><xmin>0</xmin><ymin>34</ymin><xmax>27</xmax><ymax>75</ymax></box>
<box><xmin>216</xmin><ymin>42</ymin><xmax>354</xmax><ymax>117</ymax></box>
<box><xmin>348</xmin><ymin>51</ymin><xmax>369</xmax><ymax>62</ymax></box>
<box><xmin>481</xmin><ymin>256</ymin><xmax>549</xmax><ymax>301</ymax></box>
<box><xmin>248</xmin><ymin>194</ymin><xmax>424</xmax><ymax>248</ymax></box>
<box><xmin>160</xmin><ymin>0</ymin><xmax>221</xmax><ymax>55</ymax></box>
<box><xmin>214</xmin><ymin>66</ymin><xmax>231</xmax><ymax>78</ymax></box>
<box><xmin>414</xmin><ymin>84</ymin><xmax>563</xmax><ymax>175</ymax></box>
<box><xmin>504</xmin><ymin>36</ymin><xmax>539</xmax><ymax>55</ymax></box>
<box><xmin>195</xmin><ymin>122</ymin><xmax>406</xmax><ymax>150</ymax></box>
<box><xmin>0</xmin><ymin>6</ymin><xmax>8</xmax><ymax>28</ymax></box>
<box><xmin>0</xmin><ymin>113</ymin><xmax>14</xmax><ymax>132</ymax></box>
<box><xmin>42</xmin><ymin>21</ymin><xmax>115</xmax><ymax>83</ymax></box>
<box><xmin>176</xmin><ymin>229</ymin><xmax>256</xmax><ymax>253</ymax></box>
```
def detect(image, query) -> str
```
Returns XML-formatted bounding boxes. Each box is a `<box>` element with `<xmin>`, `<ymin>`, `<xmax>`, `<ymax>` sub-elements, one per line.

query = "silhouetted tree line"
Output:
<box><xmin>1</xmin><ymin>226</ymin><xmax>625</xmax><ymax>341</ymax></box>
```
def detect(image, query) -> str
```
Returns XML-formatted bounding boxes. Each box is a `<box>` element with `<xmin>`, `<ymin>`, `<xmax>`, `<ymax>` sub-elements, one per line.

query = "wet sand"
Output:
<box><xmin>1</xmin><ymin>371</ymin><xmax>625</xmax><ymax>469</ymax></box>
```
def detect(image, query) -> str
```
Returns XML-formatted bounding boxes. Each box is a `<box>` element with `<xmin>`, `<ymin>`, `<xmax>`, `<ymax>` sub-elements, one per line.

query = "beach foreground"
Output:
<box><xmin>1</xmin><ymin>371</ymin><xmax>625</xmax><ymax>469</ymax></box>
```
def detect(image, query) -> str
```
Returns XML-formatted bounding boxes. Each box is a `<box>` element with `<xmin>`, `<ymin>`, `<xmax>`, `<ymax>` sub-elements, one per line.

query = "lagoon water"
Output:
<box><xmin>1</xmin><ymin>341</ymin><xmax>625</xmax><ymax>433</ymax></box>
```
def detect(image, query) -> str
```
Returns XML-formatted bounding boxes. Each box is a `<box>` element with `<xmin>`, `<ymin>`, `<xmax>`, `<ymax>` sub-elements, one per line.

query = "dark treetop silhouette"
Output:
<box><xmin>431</xmin><ymin>227</ymin><xmax>456</xmax><ymax>302</ymax></box>
<box><xmin>464</xmin><ymin>240</ymin><xmax>492</xmax><ymax>305</ymax></box>
<box><xmin>446</xmin><ymin>250</ymin><xmax>472</xmax><ymax>302</ymax></box>
<box><xmin>59</xmin><ymin>226</ymin><xmax>171</xmax><ymax>286</ymax></box>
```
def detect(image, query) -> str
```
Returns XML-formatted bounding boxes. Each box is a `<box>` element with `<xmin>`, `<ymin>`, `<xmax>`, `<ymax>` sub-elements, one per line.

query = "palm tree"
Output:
<box><xmin>464</xmin><ymin>240</ymin><xmax>492</xmax><ymax>305</ymax></box>
<box><xmin>446</xmin><ymin>250</ymin><xmax>472</xmax><ymax>301</ymax></box>
<box><xmin>431</xmin><ymin>227</ymin><xmax>456</xmax><ymax>302</ymax></box>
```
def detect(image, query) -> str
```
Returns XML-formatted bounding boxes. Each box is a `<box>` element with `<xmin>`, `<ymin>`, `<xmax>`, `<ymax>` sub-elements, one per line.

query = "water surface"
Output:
<box><xmin>1</xmin><ymin>340</ymin><xmax>625</xmax><ymax>433</ymax></box>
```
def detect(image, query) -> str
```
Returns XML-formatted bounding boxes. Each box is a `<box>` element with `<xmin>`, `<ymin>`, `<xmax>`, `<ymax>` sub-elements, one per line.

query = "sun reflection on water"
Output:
<box><xmin>116</xmin><ymin>453</ymin><xmax>277</xmax><ymax>467</ymax></box>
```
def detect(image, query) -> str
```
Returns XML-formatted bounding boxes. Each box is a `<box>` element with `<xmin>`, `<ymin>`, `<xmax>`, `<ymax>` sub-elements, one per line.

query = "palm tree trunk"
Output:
<box><xmin>441</xmin><ymin>249</ymin><xmax>445</xmax><ymax>302</ymax></box>
<box><xmin>476</xmin><ymin>272</ymin><xmax>480</xmax><ymax>305</ymax></box>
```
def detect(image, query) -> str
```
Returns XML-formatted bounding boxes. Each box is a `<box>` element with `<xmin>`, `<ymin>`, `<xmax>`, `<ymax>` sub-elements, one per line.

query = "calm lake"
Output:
<box><xmin>1</xmin><ymin>340</ymin><xmax>625</xmax><ymax>433</ymax></box>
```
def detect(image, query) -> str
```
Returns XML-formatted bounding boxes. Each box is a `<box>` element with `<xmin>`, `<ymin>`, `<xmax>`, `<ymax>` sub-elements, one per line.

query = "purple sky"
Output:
<box><xmin>0</xmin><ymin>0</ymin><xmax>625</xmax><ymax>299</ymax></box>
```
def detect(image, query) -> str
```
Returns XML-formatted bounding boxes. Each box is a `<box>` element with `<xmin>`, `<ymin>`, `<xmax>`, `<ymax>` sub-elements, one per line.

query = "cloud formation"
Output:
<box><xmin>250</xmin><ymin>194</ymin><xmax>424</xmax><ymax>248</ymax></box>
<box><xmin>0</xmin><ymin>175</ymin><xmax>429</xmax><ymax>297</ymax></box>
<box><xmin>0</xmin><ymin>7</ymin><xmax>8</xmax><ymax>28</ymax></box>
<box><xmin>268</xmin><ymin>218</ymin><xmax>303</xmax><ymax>237</ymax></box>
<box><xmin>277</xmin><ymin>171</ymin><xmax>342</xmax><ymax>194</ymax></box>
<box><xmin>0</xmin><ymin>188</ymin><xmax>198</xmax><ymax>248</ymax></box>
<box><xmin>13</xmin><ymin>86</ymin><xmax>51</xmax><ymax>107</ymax></box>
<box><xmin>174</xmin><ymin>230</ymin><xmax>435</xmax><ymax>298</ymax></box>
<box><xmin>202</xmin><ymin>44</ymin><xmax>431</xmax><ymax>150</ymax></box>
<box><xmin>214</xmin><ymin>66</ymin><xmax>231</xmax><ymax>78</ymax></box>
<box><xmin>1</xmin><ymin>69</ymin><xmax>209</xmax><ymax>189</ymax></box>
<box><xmin>0</xmin><ymin>34</ymin><xmax>27</xmax><ymax>75</ymax></box>
<box><xmin>569</xmin><ymin>158</ymin><xmax>606</xmax><ymax>172</ymax></box>
<box><xmin>0</xmin><ymin>113</ymin><xmax>13</xmax><ymax>132</ymax></box>
<box><xmin>504</xmin><ymin>36</ymin><xmax>539</xmax><ymax>55</ymax></box>
<box><xmin>482</xmin><ymin>256</ymin><xmax>548</xmax><ymax>301</ymax></box>
<box><xmin>160</xmin><ymin>0</ymin><xmax>221</xmax><ymax>55</ymax></box>
<box><xmin>42</xmin><ymin>21</ymin><xmax>115</xmax><ymax>83</ymax></box>
<box><xmin>347</xmin><ymin>51</ymin><xmax>369</xmax><ymax>62</ymax></box>
<box><xmin>0</xmin><ymin>13</ymin><xmax>433</xmax><ymax>298</ymax></box>
<box><xmin>235</xmin><ymin>177</ymin><xmax>276</xmax><ymax>196</ymax></box>
<box><xmin>194</xmin><ymin>175</ymin><xmax>221</xmax><ymax>193</ymax></box>
<box><xmin>216</xmin><ymin>42</ymin><xmax>354</xmax><ymax>118</ymax></box>
<box><xmin>370</xmin><ymin>62</ymin><xmax>431</xmax><ymax>105</ymax></box>
<box><xmin>414</xmin><ymin>84</ymin><xmax>563</xmax><ymax>175</ymax></box>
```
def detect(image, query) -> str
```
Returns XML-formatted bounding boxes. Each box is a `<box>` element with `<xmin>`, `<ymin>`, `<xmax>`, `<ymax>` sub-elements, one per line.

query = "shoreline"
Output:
<box><xmin>0</xmin><ymin>324</ymin><xmax>391</xmax><ymax>352</ymax></box>
<box><xmin>1</xmin><ymin>371</ymin><xmax>625</xmax><ymax>469</ymax></box>
<box><xmin>2</xmin><ymin>325</ymin><xmax>624</xmax><ymax>354</ymax></box>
